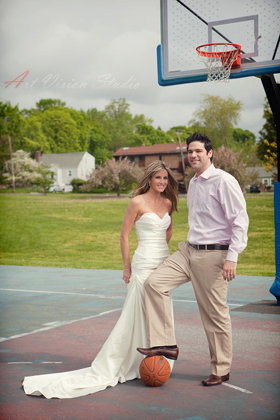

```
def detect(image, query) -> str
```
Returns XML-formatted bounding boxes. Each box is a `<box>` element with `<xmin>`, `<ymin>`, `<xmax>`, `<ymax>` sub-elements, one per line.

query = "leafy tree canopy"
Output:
<box><xmin>0</xmin><ymin>101</ymin><xmax>25</xmax><ymax>170</ymax></box>
<box><xmin>231</xmin><ymin>128</ymin><xmax>259</xmax><ymax>166</ymax></box>
<box><xmin>1</xmin><ymin>95</ymin><xmax>265</xmax><ymax>180</ymax></box>
<box><xmin>189</xmin><ymin>94</ymin><xmax>242</xmax><ymax>149</ymax></box>
<box><xmin>257</xmin><ymin>98</ymin><xmax>277</xmax><ymax>171</ymax></box>
<box><xmin>87</xmin><ymin>98</ymin><xmax>153</xmax><ymax>151</ymax></box>
<box><xmin>127</xmin><ymin>123</ymin><xmax>171</xmax><ymax>147</ymax></box>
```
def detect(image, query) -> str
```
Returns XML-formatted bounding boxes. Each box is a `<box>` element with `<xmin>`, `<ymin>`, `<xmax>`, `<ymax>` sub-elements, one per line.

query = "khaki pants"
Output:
<box><xmin>144</xmin><ymin>242</ymin><xmax>232</xmax><ymax>376</ymax></box>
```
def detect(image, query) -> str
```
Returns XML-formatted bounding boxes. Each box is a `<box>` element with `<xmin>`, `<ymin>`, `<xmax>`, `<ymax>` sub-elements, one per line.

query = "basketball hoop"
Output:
<box><xmin>196</xmin><ymin>43</ymin><xmax>241</xmax><ymax>83</ymax></box>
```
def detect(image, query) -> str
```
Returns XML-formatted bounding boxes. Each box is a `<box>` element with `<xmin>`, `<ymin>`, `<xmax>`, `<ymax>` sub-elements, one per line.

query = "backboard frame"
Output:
<box><xmin>158</xmin><ymin>0</ymin><xmax>280</xmax><ymax>86</ymax></box>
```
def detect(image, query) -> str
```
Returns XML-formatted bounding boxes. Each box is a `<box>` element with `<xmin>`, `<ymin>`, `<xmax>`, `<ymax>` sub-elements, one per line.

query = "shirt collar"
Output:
<box><xmin>193</xmin><ymin>164</ymin><xmax>215</xmax><ymax>181</ymax></box>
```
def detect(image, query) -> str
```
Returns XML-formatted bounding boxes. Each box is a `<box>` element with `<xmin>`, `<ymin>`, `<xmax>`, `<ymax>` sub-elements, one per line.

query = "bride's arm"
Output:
<box><xmin>120</xmin><ymin>199</ymin><xmax>139</xmax><ymax>284</ymax></box>
<box><xmin>166</xmin><ymin>215</ymin><xmax>173</xmax><ymax>243</ymax></box>
<box><xmin>166</xmin><ymin>199</ymin><xmax>173</xmax><ymax>244</ymax></box>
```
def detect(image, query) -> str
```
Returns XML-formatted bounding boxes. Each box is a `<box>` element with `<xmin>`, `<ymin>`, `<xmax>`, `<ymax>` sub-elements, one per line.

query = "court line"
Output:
<box><xmin>222</xmin><ymin>382</ymin><xmax>253</xmax><ymax>394</ymax></box>
<box><xmin>0</xmin><ymin>288</ymin><xmax>242</xmax><ymax>306</ymax></box>
<box><xmin>7</xmin><ymin>361</ymin><xmax>62</xmax><ymax>364</ymax></box>
<box><xmin>0</xmin><ymin>308</ymin><xmax>122</xmax><ymax>343</ymax></box>
<box><xmin>0</xmin><ymin>288</ymin><xmax>125</xmax><ymax>300</ymax></box>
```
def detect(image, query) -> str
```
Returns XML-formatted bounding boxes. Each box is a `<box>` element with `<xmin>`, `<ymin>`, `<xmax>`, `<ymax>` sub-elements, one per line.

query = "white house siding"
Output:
<box><xmin>77</xmin><ymin>153</ymin><xmax>95</xmax><ymax>180</ymax></box>
<box><xmin>39</xmin><ymin>152</ymin><xmax>95</xmax><ymax>185</ymax></box>
<box><xmin>49</xmin><ymin>164</ymin><xmax>62</xmax><ymax>184</ymax></box>
<box><xmin>62</xmin><ymin>167</ymin><xmax>77</xmax><ymax>184</ymax></box>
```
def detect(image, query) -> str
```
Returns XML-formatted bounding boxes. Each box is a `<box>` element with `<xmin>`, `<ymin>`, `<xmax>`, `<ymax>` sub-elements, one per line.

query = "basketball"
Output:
<box><xmin>139</xmin><ymin>355</ymin><xmax>171</xmax><ymax>387</ymax></box>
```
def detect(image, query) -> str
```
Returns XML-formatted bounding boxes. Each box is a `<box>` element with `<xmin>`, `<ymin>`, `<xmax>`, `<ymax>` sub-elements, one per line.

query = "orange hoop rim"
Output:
<box><xmin>196</xmin><ymin>43</ymin><xmax>241</xmax><ymax>57</ymax></box>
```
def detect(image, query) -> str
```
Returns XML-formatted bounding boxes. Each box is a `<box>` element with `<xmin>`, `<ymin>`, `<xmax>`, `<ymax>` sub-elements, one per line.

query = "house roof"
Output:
<box><xmin>39</xmin><ymin>152</ymin><xmax>87</xmax><ymax>168</ymax></box>
<box><xmin>113</xmin><ymin>143</ymin><xmax>187</xmax><ymax>157</ymax></box>
<box><xmin>246</xmin><ymin>166</ymin><xmax>276</xmax><ymax>178</ymax></box>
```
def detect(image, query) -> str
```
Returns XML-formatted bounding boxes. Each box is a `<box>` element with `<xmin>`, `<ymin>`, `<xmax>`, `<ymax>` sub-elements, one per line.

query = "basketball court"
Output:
<box><xmin>1</xmin><ymin>1</ymin><xmax>280</xmax><ymax>419</ymax></box>
<box><xmin>0</xmin><ymin>265</ymin><xmax>279</xmax><ymax>420</ymax></box>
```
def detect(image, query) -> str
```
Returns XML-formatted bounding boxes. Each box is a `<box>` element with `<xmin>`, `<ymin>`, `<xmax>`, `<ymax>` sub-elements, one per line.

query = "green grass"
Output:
<box><xmin>0</xmin><ymin>192</ymin><xmax>275</xmax><ymax>276</ymax></box>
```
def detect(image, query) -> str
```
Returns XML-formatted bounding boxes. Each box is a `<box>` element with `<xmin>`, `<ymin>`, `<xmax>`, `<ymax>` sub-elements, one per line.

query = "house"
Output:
<box><xmin>113</xmin><ymin>143</ymin><xmax>187</xmax><ymax>170</ymax></box>
<box><xmin>246</xmin><ymin>166</ymin><xmax>276</xmax><ymax>190</ymax></box>
<box><xmin>113</xmin><ymin>142</ymin><xmax>188</xmax><ymax>192</ymax></box>
<box><xmin>36</xmin><ymin>151</ymin><xmax>95</xmax><ymax>185</ymax></box>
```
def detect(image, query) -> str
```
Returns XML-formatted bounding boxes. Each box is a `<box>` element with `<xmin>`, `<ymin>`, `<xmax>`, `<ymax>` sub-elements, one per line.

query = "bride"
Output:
<box><xmin>22</xmin><ymin>160</ymin><xmax>178</xmax><ymax>399</ymax></box>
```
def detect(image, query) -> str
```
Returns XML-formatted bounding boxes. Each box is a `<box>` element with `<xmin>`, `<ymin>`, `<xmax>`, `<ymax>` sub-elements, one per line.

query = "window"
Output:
<box><xmin>139</xmin><ymin>156</ymin><xmax>145</xmax><ymax>168</ymax></box>
<box><xmin>263</xmin><ymin>179</ymin><xmax>268</xmax><ymax>185</ymax></box>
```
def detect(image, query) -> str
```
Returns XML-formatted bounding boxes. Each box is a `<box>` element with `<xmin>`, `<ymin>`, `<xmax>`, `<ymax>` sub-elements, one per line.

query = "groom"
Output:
<box><xmin>137</xmin><ymin>132</ymin><xmax>249</xmax><ymax>386</ymax></box>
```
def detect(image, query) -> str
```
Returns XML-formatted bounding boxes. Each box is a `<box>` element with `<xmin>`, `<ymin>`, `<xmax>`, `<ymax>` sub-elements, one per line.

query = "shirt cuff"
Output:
<box><xmin>226</xmin><ymin>249</ymin><xmax>238</xmax><ymax>263</ymax></box>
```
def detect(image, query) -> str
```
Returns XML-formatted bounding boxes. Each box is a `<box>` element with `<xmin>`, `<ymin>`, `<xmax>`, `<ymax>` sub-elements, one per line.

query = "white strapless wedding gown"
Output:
<box><xmin>22</xmin><ymin>212</ymin><xmax>174</xmax><ymax>399</ymax></box>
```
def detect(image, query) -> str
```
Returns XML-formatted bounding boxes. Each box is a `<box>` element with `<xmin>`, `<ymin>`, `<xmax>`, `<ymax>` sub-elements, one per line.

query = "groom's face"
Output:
<box><xmin>187</xmin><ymin>141</ymin><xmax>213</xmax><ymax>176</ymax></box>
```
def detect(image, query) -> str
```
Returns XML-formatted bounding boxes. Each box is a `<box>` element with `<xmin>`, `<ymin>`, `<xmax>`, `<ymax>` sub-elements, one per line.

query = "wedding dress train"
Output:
<box><xmin>22</xmin><ymin>212</ymin><xmax>173</xmax><ymax>398</ymax></box>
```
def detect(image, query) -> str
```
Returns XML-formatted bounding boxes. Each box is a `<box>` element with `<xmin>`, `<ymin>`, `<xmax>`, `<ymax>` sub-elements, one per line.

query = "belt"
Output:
<box><xmin>189</xmin><ymin>243</ymin><xmax>229</xmax><ymax>251</ymax></box>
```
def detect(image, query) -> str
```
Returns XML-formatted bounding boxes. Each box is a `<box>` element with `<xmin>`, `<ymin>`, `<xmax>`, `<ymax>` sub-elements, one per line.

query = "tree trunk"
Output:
<box><xmin>8</xmin><ymin>136</ymin><xmax>15</xmax><ymax>193</ymax></box>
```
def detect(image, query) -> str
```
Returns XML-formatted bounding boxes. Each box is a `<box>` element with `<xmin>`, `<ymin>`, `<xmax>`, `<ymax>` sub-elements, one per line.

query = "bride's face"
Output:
<box><xmin>150</xmin><ymin>169</ymin><xmax>168</xmax><ymax>193</ymax></box>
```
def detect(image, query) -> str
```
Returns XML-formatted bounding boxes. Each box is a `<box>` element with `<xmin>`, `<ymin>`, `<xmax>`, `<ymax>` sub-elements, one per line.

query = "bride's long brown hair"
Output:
<box><xmin>132</xmin><ymin>160</ymin><xmax>178</xmax><ymax>213</ymax></box>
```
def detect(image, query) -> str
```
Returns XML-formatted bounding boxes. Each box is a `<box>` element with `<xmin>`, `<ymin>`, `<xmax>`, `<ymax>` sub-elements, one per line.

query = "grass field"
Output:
<box><xmin>0</xmin><ymin>192</ymin><xmax>275</xmax><ymax>276</ymax></box>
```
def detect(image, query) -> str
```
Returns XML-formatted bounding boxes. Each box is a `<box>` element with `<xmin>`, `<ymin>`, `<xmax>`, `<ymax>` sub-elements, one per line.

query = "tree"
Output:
<box><xmin>102</xmin><ymin>98</ymin><xmax>134</xmax><ymax>151</ymax></box>
<box><xmin>232</xmin><ymin>128</ymin><xmax>256</xmax><ymax>149</ymax></box>
<box><xmin>84</xmin><ymin>158</ymin><xmax>143</xmax><ymax>196</ymax></box>
<box><xmin>263</xmin><ymin>139</ymin><xmax>277</xmax><ymax>172</ymax></box>
<box><xmin>231</xmin><ymin>128</ymin><xmax>259</xmax><ymax>165</ymax></box>
<box><xmin>87</xmin><ymin>121</ymin><xmax>111</xmax><ymax>164</ymax></box>
<box><xmin>35</xmin><ymin>164</ymin><xmax>54</xmax><ymax>194</ymax></box>
<box><xmin>213</xmin><ymin>145</ymin><xmax>259</xmax><ymax>189</ymax></box>
<box><xmin>21</xmin><ymin>115</ymin><xmax>50</xmax><ymax>155</ymax></box>
<box><xmin>22</xmin><ymin>99</ymin><xmax>67</xmax><ymax>116</ymax></box>
<box><xmin>0</xmin><ymin>101</ymin><xmax>25</xmax><ymax>171</ymax></box>
<box><xmin>257</xmin><ymin>99</ymin><xmax>277</xmax><ymax>171</ymax></box>
<box><xmin>166</xmin><ymin>125</ymin><xmax>194</xmax><ymax>143</ymax></box>
<box><xmin>88</xmin><ymin>99</ymin><xmax>153</xmax><ymax>152</ymax></box>
<box><xmin>36</xmin><ymin>99</ymin><xmax>66</xmax><ymax>112</ymax></box>
<box><xmin>22</xmin><ymin>101</ymin><xmax>110</xmax><ymax>160</ymax></box>
<box><xmin>128</xmin><ymin>123</ymin><xmax>171</xmax><ymax>147</ymax></box>
<box><xmin>3</xmin><ymin>150</ymin><xmax>53</xmax><ymax>191</ymax></box>
<box><xmin>189</xmin><ymin>95</ymin><xmax>242</xmax><ymax>149</ymax></box>
<box><xmin>38</xmin><ymin>108</ymin><xmax>81</xmax><ymax>153</ymax></box>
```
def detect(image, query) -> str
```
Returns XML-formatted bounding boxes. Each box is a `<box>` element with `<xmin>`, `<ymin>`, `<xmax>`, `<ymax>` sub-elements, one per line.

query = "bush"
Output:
<box><xmin>70</xmin><ymin>178</ymin><xmax>86</xmax><ymax>193</ymax></box>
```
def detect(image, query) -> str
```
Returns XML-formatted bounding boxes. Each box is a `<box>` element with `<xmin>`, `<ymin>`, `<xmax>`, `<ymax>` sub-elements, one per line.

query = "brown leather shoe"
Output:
<box><xmin>202</xmin><ymin>373</ymin><xmax>230</xmax><ymax>386</ymax></box>
<box><xmin>137</xmin><ymin>346</ymin><xmax>179</xmax><ymax>360</ymax></box>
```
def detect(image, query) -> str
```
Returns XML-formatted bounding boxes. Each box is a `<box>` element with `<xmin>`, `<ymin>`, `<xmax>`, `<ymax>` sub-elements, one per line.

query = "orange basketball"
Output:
<box><xmin>139</xmin><ymin>355</ymin><xmax>171</xmax><ymax>387</ymax></box>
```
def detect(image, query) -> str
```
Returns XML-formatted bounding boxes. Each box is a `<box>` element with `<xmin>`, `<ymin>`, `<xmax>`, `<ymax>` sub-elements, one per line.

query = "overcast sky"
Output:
<box><xmin>1</xmin><ymin>0</ymin><xmax>279</xmax><ymax>141</ymax></box>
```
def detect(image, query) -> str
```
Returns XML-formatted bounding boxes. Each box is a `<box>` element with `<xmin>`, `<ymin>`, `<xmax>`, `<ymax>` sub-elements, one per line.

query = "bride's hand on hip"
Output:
<box><xmin>122</xmin><ymin>267</ymin><xmax>131</xmax><ymax>284</ymax></box>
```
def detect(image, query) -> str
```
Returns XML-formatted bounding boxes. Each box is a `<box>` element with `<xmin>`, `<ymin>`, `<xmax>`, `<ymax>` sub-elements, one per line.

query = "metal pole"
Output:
<box><xmin>176</xmin><ymin>132</ymin><xmax>185</xmax><ymax>173</ymax></box>
<box><xmin>176</xmin><ymin>131</ymin><xmax>187</xmax><ymax>190</ymax></box>
<box><xmin>8</xmin><ymin>135</ymin><xmax>15</xmax><ymax>193</ymax></box>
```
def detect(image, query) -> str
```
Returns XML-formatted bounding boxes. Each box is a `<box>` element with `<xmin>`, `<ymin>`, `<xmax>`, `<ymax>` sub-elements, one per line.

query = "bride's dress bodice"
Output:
<box><xmin>131</xmin><ymin>212</ymin><xmax>171</xmax><ymax>282</ymax></box>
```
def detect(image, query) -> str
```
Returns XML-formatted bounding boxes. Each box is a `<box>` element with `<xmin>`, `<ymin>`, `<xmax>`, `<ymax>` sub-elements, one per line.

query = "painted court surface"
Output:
<box><xmin>0</xmin><ymin>265</ymin><xmax>279</xmax><ymax>420</ymax></box>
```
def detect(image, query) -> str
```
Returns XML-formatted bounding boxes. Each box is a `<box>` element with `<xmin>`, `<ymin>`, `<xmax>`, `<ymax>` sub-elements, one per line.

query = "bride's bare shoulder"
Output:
<box><xmin>126</xmin><ymin>195</ymin><xmax>144</xmax><ymax>212</ymax></box>
<box><xmin>130</xmin><ymin>195</ymin><xmax>145</xmax><ymax>205</ymax></box>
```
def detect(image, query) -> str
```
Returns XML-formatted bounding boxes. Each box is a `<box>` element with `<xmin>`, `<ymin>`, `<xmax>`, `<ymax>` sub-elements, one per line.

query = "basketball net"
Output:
<box><xmin>196</xmin><ymin>43</ymin><xmax>241</xmax><ymax>83</ymax></box>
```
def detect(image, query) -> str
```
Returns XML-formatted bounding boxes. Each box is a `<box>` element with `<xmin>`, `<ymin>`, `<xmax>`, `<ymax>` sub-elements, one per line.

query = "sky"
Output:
<box><xmin>1</xmin><ymin>0</ymin><xmax>279</xmax><ymax>141</ymax></box>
